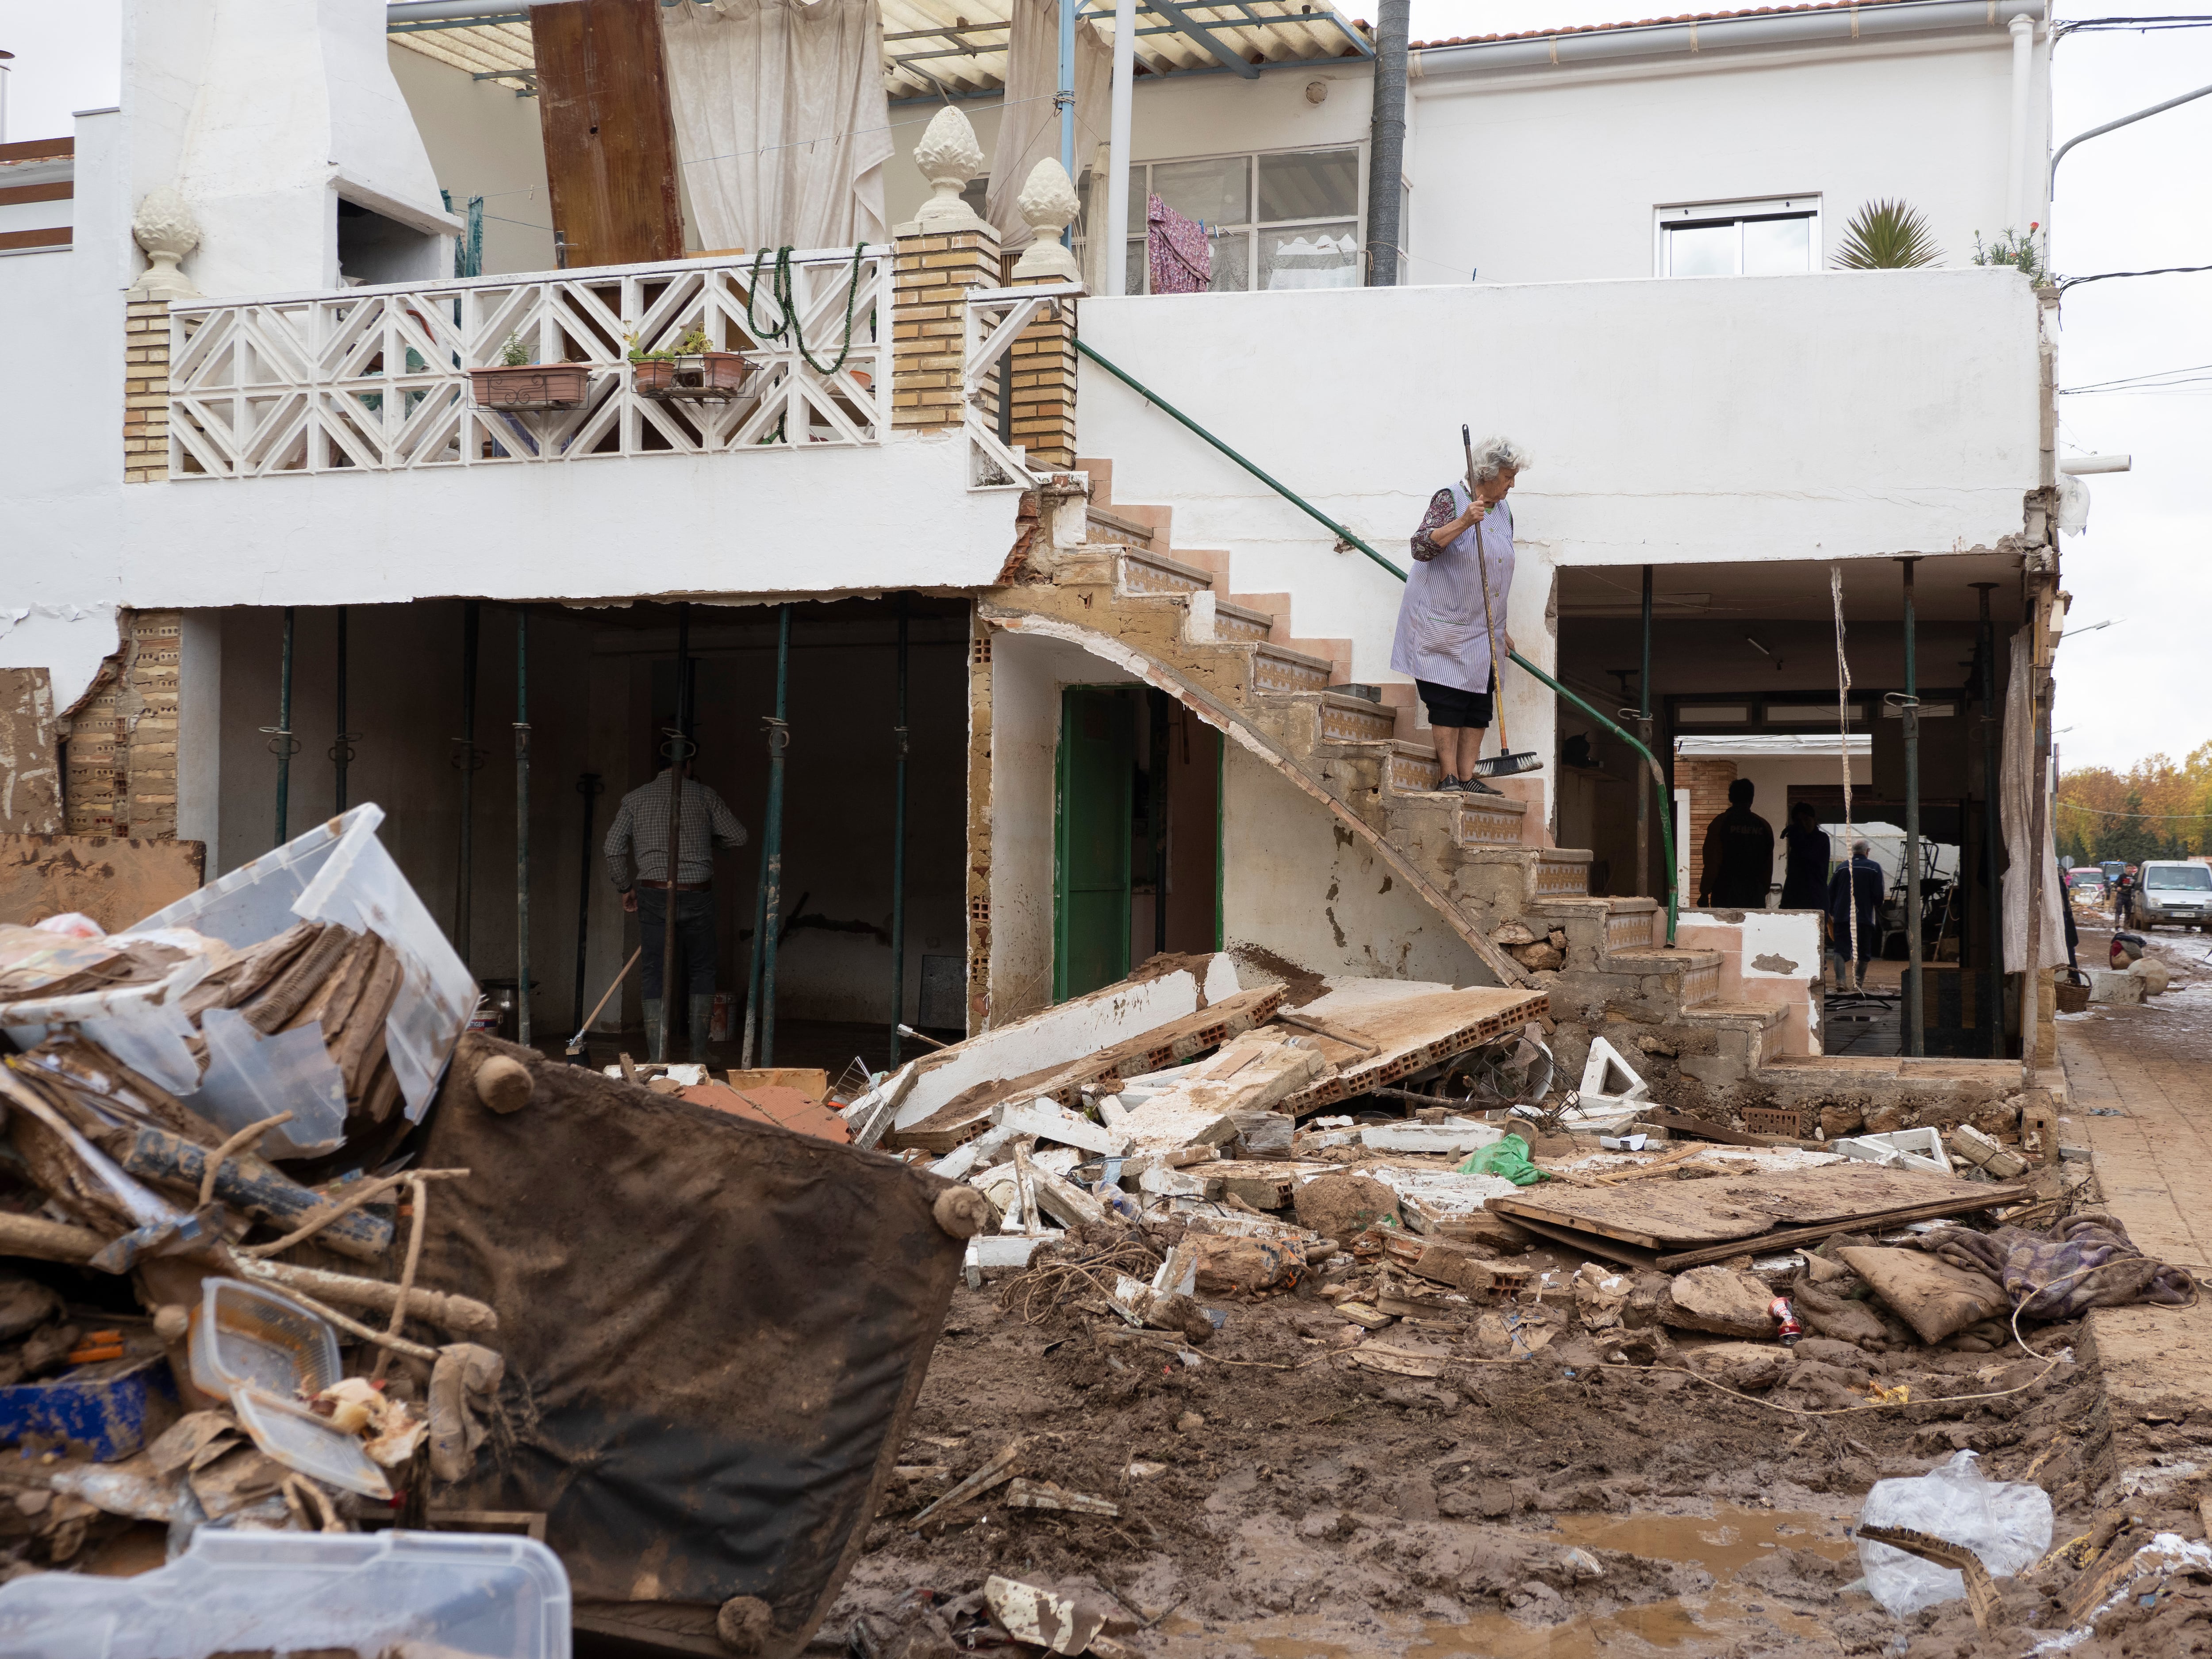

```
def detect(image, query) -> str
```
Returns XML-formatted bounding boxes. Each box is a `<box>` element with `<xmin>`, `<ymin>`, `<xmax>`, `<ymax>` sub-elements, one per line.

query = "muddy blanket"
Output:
<box><xmin>415</xmin><ymin>1038</ymin><xmax>965</xmax><ymax>1657</ymax></box>
<box><xmin>1916</xmin><ymin>1211</ymin><xmax>2195</xmax><ymax>1320</ymax></box>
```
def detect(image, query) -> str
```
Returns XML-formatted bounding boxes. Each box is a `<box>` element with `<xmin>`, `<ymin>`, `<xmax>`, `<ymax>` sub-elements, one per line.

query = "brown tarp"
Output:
<box><xmin>415</xmin><ymin>1038</ymin><xmax>963</xmax><ymax>1654</ymax></box>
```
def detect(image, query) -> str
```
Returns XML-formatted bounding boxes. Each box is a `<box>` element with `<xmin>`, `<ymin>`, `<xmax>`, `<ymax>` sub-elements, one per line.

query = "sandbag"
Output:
<box><xmin>413</xmin><ymin>1038</ymin><xmax>966</xmax><ymax>1658</ymax></box>
<box><xmin>1836</xmin><ymin>1246</ymin><xmax>2008</xmax><ymax>1345</ymax></box>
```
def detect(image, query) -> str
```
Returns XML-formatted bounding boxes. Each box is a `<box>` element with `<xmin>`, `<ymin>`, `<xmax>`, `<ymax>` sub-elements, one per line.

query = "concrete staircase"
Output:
<box><xmin>980</xmin><ymin>459</ymin><xmax>1786</xmax><ymax>1085</ymax></box>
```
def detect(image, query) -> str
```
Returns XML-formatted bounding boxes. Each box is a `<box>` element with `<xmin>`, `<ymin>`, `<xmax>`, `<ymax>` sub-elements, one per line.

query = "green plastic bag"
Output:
<box><xmin>1461</xmin><ymin>1134</ymin><xmax>1546</xmax><ymax>1186</ymax></box>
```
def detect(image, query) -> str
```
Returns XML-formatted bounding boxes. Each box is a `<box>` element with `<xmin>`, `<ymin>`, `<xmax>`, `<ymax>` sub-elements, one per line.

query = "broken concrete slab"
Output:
<box><xmin>1272</xmin><ymin>979</ymin><xmax>1553</xmax><ymax>1116</ymax></box>
<box><xmin>995</xmin><ymin>1098</ymin><xmax>1118</xmax><ymax>1156</ymax></box>
<box><xmin>1359</xmin><ymin>1118</ymin><xmax>1505</xmax><ymax>1156</ymax></box>
<box><xmin>1831</xmin><ymin>1125</ymin><xmax>1952</xmax><ymax>1176</ymax></box>
<box><xmin>1114</xmin><ymin>1033</ymin><xmax>1325</xmax><ymax>1157</ymax></box>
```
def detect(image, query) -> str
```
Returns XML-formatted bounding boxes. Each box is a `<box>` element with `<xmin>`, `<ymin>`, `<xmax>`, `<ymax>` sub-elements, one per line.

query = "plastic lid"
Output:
<box><xmin>231</xmin><ymin>1388</ymin><xmax>392</xmax><ymax>1501</ymax></box>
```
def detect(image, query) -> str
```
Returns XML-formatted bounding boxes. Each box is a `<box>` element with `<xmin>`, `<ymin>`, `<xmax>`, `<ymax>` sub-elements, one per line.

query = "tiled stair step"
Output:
<box><xmin>1603</xmin><ymin>902</ymin><xmax>1659</xmax><ymax>952</ymax></box>
<box><xmin>1684</xmin><ymin>999</ymin><xmax>1790</xmax><ymax>1064</ymax></box>
<box><xmin>1532</xmin><ymin>850</ymin><xmax>1592</xmax><ymax>900</ymax></box>
<box><xmin>1605</xmin><ymin>945</ymin><xmax>1724</xmax><ymax>979</ymax></box>
<box><xmin>1087</xmin><ymin>504</ymin><xmax>1158</xmax><ymax>548</ymax></box>
<box><xmin>1118</xmin><ymin>548</ymin><xmax>1216</xmax><ymax>598</ymax></box>
<box><xmin>1210</xmin><ymin>598</ymin><xmax>1276</xmax><ymax>644</ymax></box>
<box><xmin>1306</xmin><ymin>690</ymin><xmax>1399</xmax><ymax>743</ymax></box>
<box><xmin>1252</xmin><ymin>641</ymin><xmax>1337</xmax><ymax>696</ymax></box>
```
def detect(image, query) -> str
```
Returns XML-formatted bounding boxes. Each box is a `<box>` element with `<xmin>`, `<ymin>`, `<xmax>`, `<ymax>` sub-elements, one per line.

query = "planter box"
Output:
<box><xmin>469</xmin><ymin>363</ymin><xmax>589</xmax><ymax>411</ymax></box>
<box><xmin>633</xmin><ymin>351</ymin><xmax>752</xmax><ymax>401</ymax></box>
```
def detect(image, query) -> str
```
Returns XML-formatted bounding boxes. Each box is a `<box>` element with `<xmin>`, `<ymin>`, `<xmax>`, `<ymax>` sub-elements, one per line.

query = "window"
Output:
<box><xmin>2146</xmin><ymin>865</ymin><xmax>2212</xmax><ymax>890</ymax></box>
<box><xmin>1656</xmin><ymin>196</ymin><xmax>1821</xmax><ymax>277</ymax></box>
<box><xmin>1116</xmin><ymin>147</ymin><xmax>1364</xmax><ymax>294</ymax></box>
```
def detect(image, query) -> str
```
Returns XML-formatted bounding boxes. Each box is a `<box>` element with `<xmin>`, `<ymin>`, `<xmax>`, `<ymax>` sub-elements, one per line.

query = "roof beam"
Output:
<box><xmin>1140</xmin><ymin>0</ymin><xmax>1260</xmax><ymax>75</ymax></box>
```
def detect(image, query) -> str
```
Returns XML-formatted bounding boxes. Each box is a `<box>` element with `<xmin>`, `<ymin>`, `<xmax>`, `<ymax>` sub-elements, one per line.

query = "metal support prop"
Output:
<box><xmin>333</xmin><ymin>606</ymin><xmax>351</xmax><ymax>814</ymax></box>
<box><xmin>572</xmin><ymin>772</ymin><xmax>604</xmax><ymax>1041</ymax></box>
<box><xmin>889</xmin><ymin>596</ymin><xmax>911</xmax><ymax>1066</ymax></box>
<box><xmin>1973</xmin><ymin>583</ymin><xmax>2004</xmax><ymax>1056</ymax></box>
<box><xmin>514</xmin><ymin>608</ymin><xmax>532</xmax><ymax>1048</ymax></box>
<box><xmin>1636</xmin><ymin>565</ymin><xmax>1653</xmax><ymax>898</ymax></box>
<box><xmin>455</xmin><ymin>601</ymin><xmax>480</xmax><ymax>965</ymax></box>
<box><xmin>1900</xmin><ymin>558</ymin><xmax>1925</xmax><ymax>1057</ymax></box>
<box><xmin>1151</xmin><ymin>688</ymin><xmax>1170</xmax><ymax>955</ymax></box>
<box><xmin>657</xmin><ymin>603</ymin><xmax>693</xmax><ymax>1064</ymax></box>
<box><xmin>272</xmin><ymin>607</ymin><xmax>296</xmax><ymax>849</ymax></box>
<box><xmin>758</xmin><ymin>605</ymin><xmax>793</xmax><ymax>1065</ymax></box>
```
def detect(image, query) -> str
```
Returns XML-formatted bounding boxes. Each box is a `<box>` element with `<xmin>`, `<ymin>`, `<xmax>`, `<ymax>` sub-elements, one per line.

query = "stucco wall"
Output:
<box><xmin>1410</xmin><ymin>35</ymin><xmax>2047</xmax><ymax>288</ymax></box>
<box><xmin>1078</xmin><ymin>268</ymin><xmax>2042</xmax><ymax>831</ymax></box>
<box><xmin>1221</xmin><ymin>744</ymin><xmax>1486</xmax><ymax>987</ymax></box>
<box><xmin>388</xmin><ymin>44</ymin><xmax>554</xmax><ymax>276</ymax></box>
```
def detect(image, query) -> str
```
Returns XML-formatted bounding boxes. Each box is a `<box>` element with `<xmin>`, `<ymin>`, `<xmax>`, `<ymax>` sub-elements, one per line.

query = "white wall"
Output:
<box><xmin>1078</xmin><ymin>267</ymin><xmax>2043</xmax><ymax>832</ymax></box>
<box><xmin>388</xmin><ymin>44</ymin><xmax>554</xmax><ymax>276</ymax></box>
<box><xmin>1409</xmin><ymin>35</ymin><xmax>2047</xmax><ymax>287</ymax></box>
<box><xmin>1222</xmin><ymin>744</ymin><xmax>1486</xmax><ymax>985</ymax></box>
<box><xmin>0</xmin><ymin>109</ymin><xmax>128</xmax><ymax>714</ymax></box>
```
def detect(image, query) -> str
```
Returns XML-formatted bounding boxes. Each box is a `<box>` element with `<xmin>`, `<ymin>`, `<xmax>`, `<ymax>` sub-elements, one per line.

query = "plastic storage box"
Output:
<box><xmin>0</xmin><ymin>1528</ymin><xmax>571</xmax><ymax>1658</ymax></box>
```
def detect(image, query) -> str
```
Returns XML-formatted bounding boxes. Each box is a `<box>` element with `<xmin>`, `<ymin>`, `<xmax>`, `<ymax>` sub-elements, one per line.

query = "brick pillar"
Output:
<box><xmin>891</xmin><ymin>225</ymin><xmax>1000</xmax><ymax>433</ymax></box>
<box><xmin>1008</xmin><ymin>277</ymin><xmax>1077</xmax><ymax>472</ymax></box>
<box><xmin>124</xmin><ymin>300</ymin><xmax>170</xmax><ymax>482</ymax></box>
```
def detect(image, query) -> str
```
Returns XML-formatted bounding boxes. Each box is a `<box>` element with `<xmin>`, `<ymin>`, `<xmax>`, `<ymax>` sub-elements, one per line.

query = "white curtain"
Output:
<box><xmin>2001</xmin><ymin>626</ymin><xmax>2069</xmax><ymax>972</ymax></box>
<box><xmin>985</xmin><ymin>0</ymin><xmax>1111</xmax><ymax>254</ymax></box>
<box><xmin>660</xmin><ymin>0</ymin><xmax>893</xmax><ymax>255</ymax></box>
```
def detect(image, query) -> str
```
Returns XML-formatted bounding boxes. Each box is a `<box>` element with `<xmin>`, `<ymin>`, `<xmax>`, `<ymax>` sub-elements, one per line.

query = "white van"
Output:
<box><xmin>2134</xmin><ymin>860</ymin><xmax>2212</xmax><ymax>930</ymax></box>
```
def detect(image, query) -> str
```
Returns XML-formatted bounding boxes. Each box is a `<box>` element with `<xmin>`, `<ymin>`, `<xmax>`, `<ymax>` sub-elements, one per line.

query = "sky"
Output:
<box><xmin>1</xmin><ymin>0</ymin><xmax>2203</xmax><ymax>775</ymax></box>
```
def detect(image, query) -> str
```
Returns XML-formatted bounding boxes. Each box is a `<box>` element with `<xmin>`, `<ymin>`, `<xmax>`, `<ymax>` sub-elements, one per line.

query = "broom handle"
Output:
<box><xmin>1464</xmin><ymin>427</ymin><xmax>1511</xmax><ymax>756</ymax></box>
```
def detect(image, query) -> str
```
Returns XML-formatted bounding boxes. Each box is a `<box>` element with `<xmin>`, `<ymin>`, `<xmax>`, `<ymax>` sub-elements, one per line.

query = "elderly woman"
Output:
<box><xmin>1390</xmin><ymin>435</ymin><xmax>1533</xmax><ymax>795</ymax></box>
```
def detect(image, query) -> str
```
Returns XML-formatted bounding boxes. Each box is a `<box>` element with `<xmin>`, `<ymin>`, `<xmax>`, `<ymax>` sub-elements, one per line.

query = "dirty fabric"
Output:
<box><xmin>415</xmin><ymin>1039</ymin><xmax>964</xmax><ymax>1649</ymax></box>
<box><xmin>1459</xmin><ymin>1135</ymin><xmax>1544</xmax><ymax>1187</ymax></box>
<box><xmin>1914</xmin><ymin>1211</ymin><xmax>2195</xmax><ymax>1319</ymax></box>
<box><xmin>1147</xmin><ymin>194</ymin><xmax>1210</xmax><ymax>294</ymax></box>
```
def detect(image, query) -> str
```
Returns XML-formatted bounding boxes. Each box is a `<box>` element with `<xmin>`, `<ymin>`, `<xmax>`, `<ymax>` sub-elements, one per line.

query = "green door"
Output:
<box><xmin>1055</xmin><ymin>687</ymin><xmax>1136</xmax><ymax>1001</ymax></box>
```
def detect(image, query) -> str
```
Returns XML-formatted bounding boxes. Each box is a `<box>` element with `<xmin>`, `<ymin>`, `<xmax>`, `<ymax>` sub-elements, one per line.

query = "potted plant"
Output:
<box><xmin>469</xmin><ymin>333</ymin><xmax>590</xmax><ymax>410</ymax></box>
<box><xmin>630</xmin><ymin>327</ymin><xmax>753</xmax><ymax>401</ymax></box>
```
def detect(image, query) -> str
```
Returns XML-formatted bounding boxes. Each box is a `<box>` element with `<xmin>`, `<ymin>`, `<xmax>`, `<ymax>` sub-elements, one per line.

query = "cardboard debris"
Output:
<box><xmin>984</xmin><ymin>1574</ymin><xmax>1109</xmax><ymax>1655</ymax></box>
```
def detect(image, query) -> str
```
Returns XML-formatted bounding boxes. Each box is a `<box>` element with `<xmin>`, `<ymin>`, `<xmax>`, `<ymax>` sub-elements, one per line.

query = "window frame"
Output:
<box><xmin>1110</xmin><ymin>142</ymin><xmax>1370</xmax><ymax>296</ymax></box>
<box><xmin>1653</xmin><ymin>194</ymin><xmax>1823</xmax><ymax>279</ymax></box>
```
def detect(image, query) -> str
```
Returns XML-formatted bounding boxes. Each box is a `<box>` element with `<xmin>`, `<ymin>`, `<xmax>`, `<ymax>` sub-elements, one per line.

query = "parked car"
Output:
<box><xmin>2132</xmin><ymin>860</ymin><xmax>2212</xmax><ymax>930</ymax></box>
<box><xmin>2067</xmin><ymin>869</ymin><xmax>2106</xmax><ymax>909</ymax></box>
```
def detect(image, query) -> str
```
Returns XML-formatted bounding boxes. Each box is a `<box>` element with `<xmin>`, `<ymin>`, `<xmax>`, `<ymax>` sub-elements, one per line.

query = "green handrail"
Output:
<box><xmin>1078</xmin><ymin>338</ymin><xmax>1678</xmax><ymax>945</ymax></box>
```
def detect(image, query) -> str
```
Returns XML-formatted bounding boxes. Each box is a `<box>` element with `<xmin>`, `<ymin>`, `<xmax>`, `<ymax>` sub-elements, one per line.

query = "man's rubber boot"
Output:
<box><xmin>688</xmin><ymin>994</ymin><xmax>716</xmax><ymax>1065</ymax></box>
<box><xmin>644</xmin><ymin>998</ymin><xmax>665</xmax><ymax>1064</ymax></box>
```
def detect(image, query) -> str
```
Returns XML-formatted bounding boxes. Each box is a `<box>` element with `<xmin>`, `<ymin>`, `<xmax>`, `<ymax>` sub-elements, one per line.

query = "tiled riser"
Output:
<box><xmin>1606</xmin><ymin>913</ymin><xmax>1656</xmax><ymax>951</ymax></box>
<box><xmin>1461</xmin><ymin>807</ymin><xmax>1524</xmax><ymax>847</ymax></box>
<box><xmin>1323</xmin><ymin>707</ymin><xmax>1398</xmax><ymax>743</ymax></box>
<box><xmin>1254</xmin><ymin>653</ymin><xmax>1333</xmax><ymax>695</ymax></box>
<box><xmin>1534</xmin><ymin>862</ymin><xmax>1588</xmax><ymax>897</ymax></box>
<box><xmin>1680</xmin><ymin>964</ymin><xmax>1721</xmax><ymax>1006</ymax></box>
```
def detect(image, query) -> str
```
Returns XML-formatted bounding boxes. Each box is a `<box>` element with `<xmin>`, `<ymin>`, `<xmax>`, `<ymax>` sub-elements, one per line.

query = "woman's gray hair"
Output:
<box><xmin>1466</xmin><ymin>435</ymin><xmax>1533</xmax><ymax>485</ymax></box>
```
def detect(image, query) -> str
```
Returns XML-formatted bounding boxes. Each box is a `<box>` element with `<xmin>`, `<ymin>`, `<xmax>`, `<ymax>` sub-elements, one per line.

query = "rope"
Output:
<box><xmin>744</xmin><ymin>245</ymin><xmax>869</xmax><ymax>377</ymax></box>
<box><xmin>1832</xmin><ymin>565</ymin><xmax>1861</xmax><ymax>981</ymax></box>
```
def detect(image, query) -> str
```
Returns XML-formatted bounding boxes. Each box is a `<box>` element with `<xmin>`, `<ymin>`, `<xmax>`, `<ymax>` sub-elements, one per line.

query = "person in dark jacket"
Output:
<box><xmin>1699</xmin><ymin>778</ymin><xmax>1774</xmax><ymax>909</ymax></box>
<box><xmin>1778</xmin><ymin>802</ymin><xmax>1831</xmax><ymax>910</ymax></box>
<box><xmin>1826</xmin><ymin>838</ymin><xmax>1885</xmax><ymax>991</ymax></box>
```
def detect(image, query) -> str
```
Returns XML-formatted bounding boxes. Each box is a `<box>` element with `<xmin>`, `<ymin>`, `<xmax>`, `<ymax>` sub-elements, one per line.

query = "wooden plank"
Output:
<box><xmin>1276</xmin><ymin>983</ymin><xmax>1552</xmax><ymax>1117</ymax></box>
<box><xmin>1489</xmin><ymin>1212</ymin><xmax>1660</xmax><ymax>1272</ymax></box>
<box><xmin>0</xmin><ymin>834</ymin><xmax>204</xmax><ymax>931</ymax></box>
<box><xmin>1487</xmin><ymin>1186</ymin><xmax>1772</xmax><ymax>1250</ymax></box>
<box><xmin>1634</xmin><ymin>1110</ymin><xmax>1797</xmax><ymax>1148</ymax></box>
<box><xmin>530</xmin><ymin>0</ymin><xmax>684</xmax><ymax>270</ymax></box>
<box><xmin>1653</xmin><ymin>1187</ymin><xmax>2031</xmax><ymax>1270</ymax></box>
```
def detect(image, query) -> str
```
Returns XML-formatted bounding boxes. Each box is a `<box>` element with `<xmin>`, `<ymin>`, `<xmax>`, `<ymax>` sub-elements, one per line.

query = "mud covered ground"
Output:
<box><xmin>829</xmin><ymin>1222</ymin><xmax>2205</xmax><ymax>1658</ymax></box>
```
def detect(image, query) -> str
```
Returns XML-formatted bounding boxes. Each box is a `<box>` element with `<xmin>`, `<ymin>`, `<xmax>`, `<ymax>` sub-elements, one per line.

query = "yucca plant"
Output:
<box><xmin>1834</xmin><ymin>199</ymin><xmax>1943</xmax><ymax>269</ymax></box>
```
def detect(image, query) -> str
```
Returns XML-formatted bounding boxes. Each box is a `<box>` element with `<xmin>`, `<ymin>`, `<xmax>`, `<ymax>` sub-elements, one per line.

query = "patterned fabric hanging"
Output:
<box><xmin>1147</xmin><ymin>193</ymin><xmax>1211</xmax><ymax>295</ymax></box>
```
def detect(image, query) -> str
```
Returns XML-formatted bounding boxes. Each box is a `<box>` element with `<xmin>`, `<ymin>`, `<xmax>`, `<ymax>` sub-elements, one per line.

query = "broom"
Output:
<box><xmin>1463</xmin><ymin>424</ymin><xmax>1543</xmax><ymax>779</ymax></box>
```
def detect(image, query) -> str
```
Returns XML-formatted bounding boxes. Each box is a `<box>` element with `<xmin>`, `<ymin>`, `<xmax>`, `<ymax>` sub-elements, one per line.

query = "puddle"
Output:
<box><xmin>1160</xmin><ymin>1506</ymin><xmax>1861</xmax><ymax>1659</ymax></box>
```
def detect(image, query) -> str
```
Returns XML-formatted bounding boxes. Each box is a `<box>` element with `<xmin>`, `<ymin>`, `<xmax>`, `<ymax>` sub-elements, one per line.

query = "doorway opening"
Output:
<box><xmin>1054</xmin><ymin>685</ymin><xmax>1221</xmax><ymax>1001</ymax></box>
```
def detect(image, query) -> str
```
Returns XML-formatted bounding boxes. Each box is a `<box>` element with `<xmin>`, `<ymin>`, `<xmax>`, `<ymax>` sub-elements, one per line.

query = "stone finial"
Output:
<box><xmin>1010</xmin><ymin>159</ymin><xmax>1083</xmax><ymax>282</ymax></box>
<box><xmin>912</xmin><ymin>106</ymin><xmax>987</xmax><ymax>233</ymax></box>
<box><xmin>130</xmin><ymin>186</ymin><xmax>202</xmax><ymax>300</ymax></box>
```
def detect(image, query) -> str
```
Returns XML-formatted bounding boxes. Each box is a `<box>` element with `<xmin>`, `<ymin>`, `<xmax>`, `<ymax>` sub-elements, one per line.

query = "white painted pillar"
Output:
<box><xmin>2006</xmin><ymin>14</ymin><xmax>2034</xmax><ymax>231</ymax></box>
<box><xmin>177</xmin><ymin>612</ymin><xmax>223</xmax><ymax>866</ymax></box>
<box><xmin>1103</xmin><ymin>0</ymin><xmax>1137</xmax><ymax>296</ymax></box>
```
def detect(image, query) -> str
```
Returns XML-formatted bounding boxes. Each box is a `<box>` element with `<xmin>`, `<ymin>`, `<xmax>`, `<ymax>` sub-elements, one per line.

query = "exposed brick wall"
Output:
<box><xmin>891</xmin><ymin>227</ymin><xmax>999</xmax><ymax>432</ymax></box>
<box><xmin>1678</xmin><ymin>757</ymin><xmax>1738</xmax><ymax>848</ymax></box>
<box><xmin>124</xmin><ymin>300</ymin><xmax>170</xmax><ymax>483</ymax></box>
<box><xmin>61</xmin><ymin>610</ymin><xmax>184</xmax><ymax>838</ymax></box>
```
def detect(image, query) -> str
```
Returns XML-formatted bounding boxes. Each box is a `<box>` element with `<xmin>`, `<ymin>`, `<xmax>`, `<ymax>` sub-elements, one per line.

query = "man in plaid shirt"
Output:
<box><xmin>604</xmin><ymin>758</ymin><xmax>748</xmax><ymax>1062</ymax></box>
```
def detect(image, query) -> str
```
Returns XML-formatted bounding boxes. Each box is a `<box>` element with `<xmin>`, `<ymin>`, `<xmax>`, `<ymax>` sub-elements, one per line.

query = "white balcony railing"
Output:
<box><xmin>165</xmin><ymin>247</ymin><xmax>890</xmax><ymax>479</ymax></box>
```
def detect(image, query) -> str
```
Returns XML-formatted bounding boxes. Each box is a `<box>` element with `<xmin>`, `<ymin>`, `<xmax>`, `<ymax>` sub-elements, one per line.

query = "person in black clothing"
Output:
<box><xmin>1699</xmin><ymin>778</ymin><xmax>1775</xmax><ymax>909</ymax></box>
<box><xmin>1826</xmin><ymin>837</ymin><xmax>1885</xmax><ymax>991</ymax></box>
<box><xmin>1778</xmin><ymin>802</ymin><xmax>1831</xmax><ymax>910</ymax></box>
<box><xmin>2113</xmin><ymin>864</ymin><xmax>2140</xmax><ymax>927</ymax></box>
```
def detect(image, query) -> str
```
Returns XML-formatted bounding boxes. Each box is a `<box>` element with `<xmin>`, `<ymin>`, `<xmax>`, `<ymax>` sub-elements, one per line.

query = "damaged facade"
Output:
<box><xmin>2</xmin><ymin>1</ymin><xmax>2070</xmax><ymax>1109</ymax></box>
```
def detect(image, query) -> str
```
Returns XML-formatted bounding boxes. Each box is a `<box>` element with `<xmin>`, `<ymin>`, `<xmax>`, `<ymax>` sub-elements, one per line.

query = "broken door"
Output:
<box><xmin>1055</xmin><ymin>687</ymin><xmax>1136</xmax><ymax>1001</ymax></box>
<box><xmin>530</xmin><ymin>0</ymin><xmax>685</xmax><ymax>269</ymax></box>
